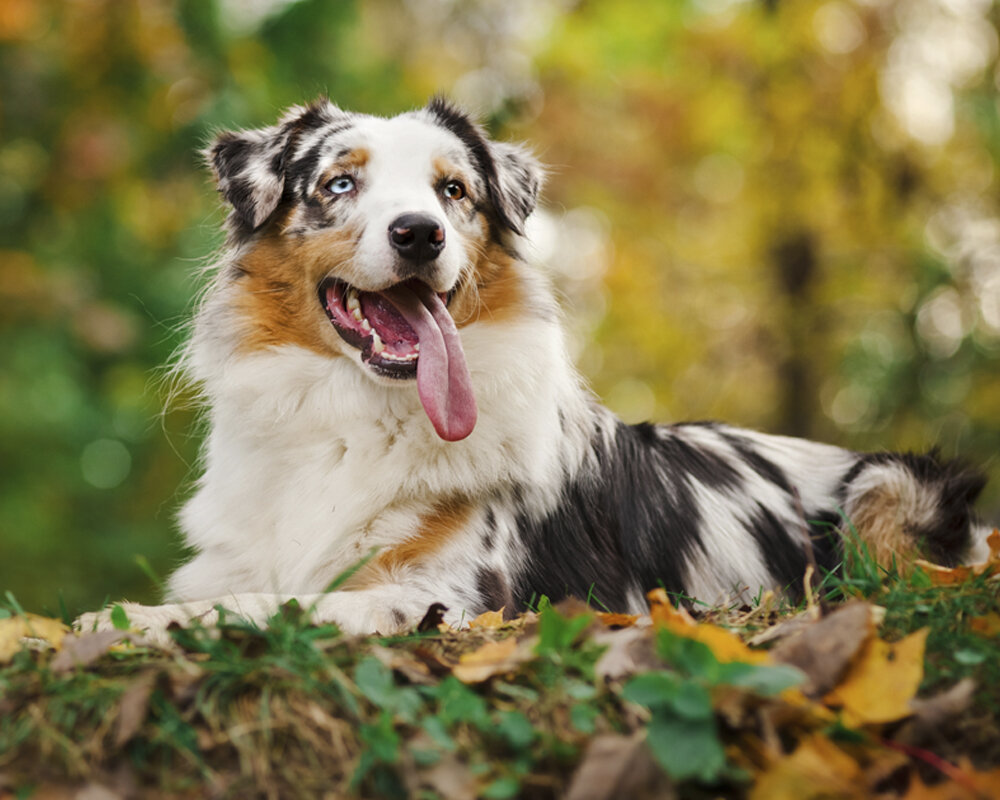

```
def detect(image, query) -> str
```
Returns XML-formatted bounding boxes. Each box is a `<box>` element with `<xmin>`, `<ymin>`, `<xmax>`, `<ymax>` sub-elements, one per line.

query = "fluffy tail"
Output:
<box><xmin>841</xmin><ymin>451</ymin><xmax>987</xmax><ymax>568</ymax></box>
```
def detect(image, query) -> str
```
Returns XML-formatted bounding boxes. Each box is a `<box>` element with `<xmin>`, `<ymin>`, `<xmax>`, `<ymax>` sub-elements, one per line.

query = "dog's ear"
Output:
<box><xmin>204</xmin><ymin>101</ymin><xmax>334</xmax><ymax>234</ymax></box>
<box><xmin>424</xmin><ymin>98</ymin><xmax>544</xmax><ymax>235</ymax></box>
<box><xmin>485</xmin><ymin>140</ymin><xmax>544</xmax><ymax>235</ymax></box>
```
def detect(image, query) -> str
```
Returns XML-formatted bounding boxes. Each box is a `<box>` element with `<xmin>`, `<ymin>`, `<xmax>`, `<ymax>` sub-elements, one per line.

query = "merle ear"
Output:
<box><xmin>205</xmin><ymin>123</ymin><xmax>291</xmax><ymax>233</ymax></box>
<box><xmin>424</xmin><ymin>98</ymin><xmax>544</xmax><ymax>235</ymax></box>
<box><xmin>204</xmin><ymin>102</ymin><xmax>333</xmax><ymax>234</ymax></box>
<box><xmin>486</xmin><ymin>140</ymin><xmax>544</xmax><ymax>235</ymax></box>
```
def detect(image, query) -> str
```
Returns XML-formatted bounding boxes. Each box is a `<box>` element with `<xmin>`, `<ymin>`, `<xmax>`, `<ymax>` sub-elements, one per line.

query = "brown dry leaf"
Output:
<box><xmin>565</xmin><ymin>731</ymin><xmax>675</xmax><ymax>800</ymax></box>
<box><xmin>593</xmin><ymin>625</ymin><xmax>659</xmax><ymax>682</ymax></box>
<box><xmin>988</xmin><ymin>528</ymin><xmax>1000</xmax><ymax>560</ymax></box>
<box><xmin>595</xmin><ymin>612</ymin><xmax>639</xmax><ymax>628</ymax></box>
<box><xmin>50</xmin><ymin>629</ymin><xmax>132</xmax><ymax>673</ymax></box>
<box><xmin>915</xmin><ymin>529</ymin><xmax>1000</xmax><ymax>586</ymax></box>
<box><xmin>468</xmin><ymin>609</ymin><xmax>506</xmax><ymax>630</ymax></box>
<box><xmin>824</xmin><ymin>628</ymin><xmax>928</xmax><ymax>726</ymax></box>
<box><xmin>770</xmin><ymin>602</ymin><xmax>875</xmax><ymax>697</ymax></box>
<box><xmin>115</xmin><ymin>670</ymin><xmax>158</xmax><ymax>746</ymax></box>
<box><xmin>896</xmin><ymin>678</ymin><xmax>976</xmax><ymax>747</ymax></box>
<box><xmin>750</xmin><ymin>734</ymin><xmax>865</xmax><ymax>800</ymax></box>
<box><xmin>0</xmin><ymin>614</ymin><xmax>68</xmax><ymax>662</ymax></box>
<box><xmin>370</xmin><ymin>644</ymin><xmax>436</xmax><ymax>685</ymax></box>
<box><xmin>968</xmin><ymin>612</ymin><xmax>1000</xmax><ymax>637</ymax></box>
<box><xmin>902</xmin><ymin>765</ymin><xmax>1000</xmax><ymax>800</ymax></box>
<box><xmin>452</xmin><ymin>637</ymin><xmax>533</xmax><ymax>683</ymax></box>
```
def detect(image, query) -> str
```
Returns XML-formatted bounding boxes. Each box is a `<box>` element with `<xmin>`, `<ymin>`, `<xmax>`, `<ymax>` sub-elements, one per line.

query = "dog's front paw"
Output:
<box><xmin>75</xmin><ymin>601</ymin><xmax>215</xmax><ymax>648</ymax></box>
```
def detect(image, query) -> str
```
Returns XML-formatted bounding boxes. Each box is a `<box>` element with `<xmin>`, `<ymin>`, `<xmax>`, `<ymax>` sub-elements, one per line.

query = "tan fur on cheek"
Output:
<box><xmin>234</xmin><ymin>229</ymin><xmax>358</xmax><ymax>355</ymax></box>
<box><xmin>449</xmin><ymin>239</ymin><xmax>528</xmax><ymax>327</ymax></box>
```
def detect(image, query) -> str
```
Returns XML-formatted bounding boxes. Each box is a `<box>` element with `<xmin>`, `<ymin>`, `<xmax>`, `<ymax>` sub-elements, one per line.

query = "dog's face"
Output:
<box><xmin>205</xmin><ymin>99</ymin><xmax>542</xmax><ymax>441</ymax></box>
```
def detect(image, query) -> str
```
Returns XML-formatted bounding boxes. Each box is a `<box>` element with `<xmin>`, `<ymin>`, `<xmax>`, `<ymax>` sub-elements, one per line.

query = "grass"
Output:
<box><xmin>1</xmin><ymin>540</ymin><xmax>998</xmax><ymax>799</ymax></box>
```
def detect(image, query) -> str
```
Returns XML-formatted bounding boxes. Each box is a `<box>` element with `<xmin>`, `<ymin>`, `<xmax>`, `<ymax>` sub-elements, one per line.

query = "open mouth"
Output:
<box><xmin>319</xmin><ymin>278</ymin><xmax>477</xmax><ymax>441</ymax></box>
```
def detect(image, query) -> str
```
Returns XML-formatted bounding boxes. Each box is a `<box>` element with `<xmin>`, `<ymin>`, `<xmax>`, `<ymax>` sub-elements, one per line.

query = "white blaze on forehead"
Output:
<box><xmin>347</xmin><ymin>115</ymin><xmax>477</xmax><ymax>206</ymax></box>
<box><xmin>322</xmin><ymin>114</ymin><xmax>479</xmax><ymax>293</ymax></box>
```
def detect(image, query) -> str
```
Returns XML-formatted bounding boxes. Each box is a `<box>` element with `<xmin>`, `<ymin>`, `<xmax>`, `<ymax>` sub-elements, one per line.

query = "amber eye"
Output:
<box><xmin>325</xmin><ymin>175</ymin><xmax>355</xmax><ymax>195</ymax></box>
<box><xmin>442</xmin><ymin>180</ymin><xmax>466</xmax><ymax>201</ymax></box>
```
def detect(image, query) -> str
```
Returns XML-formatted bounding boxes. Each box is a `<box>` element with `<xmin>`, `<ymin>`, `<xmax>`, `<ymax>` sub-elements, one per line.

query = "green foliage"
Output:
<box><xmin>623</xmin><ymin>628</ymin><xmax>802</xmax><ymax>782</ymax></box>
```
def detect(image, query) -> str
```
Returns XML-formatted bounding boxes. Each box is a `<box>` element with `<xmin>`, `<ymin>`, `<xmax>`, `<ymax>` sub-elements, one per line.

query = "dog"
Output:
<box><xmin>80</xmin><ymin>98</ymin><xmax>993</xmax><ymax>640</ymax></box>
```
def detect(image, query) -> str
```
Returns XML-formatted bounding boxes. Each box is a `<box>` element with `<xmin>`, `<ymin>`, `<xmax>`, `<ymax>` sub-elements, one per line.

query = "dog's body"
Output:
<box><xmin>83</xmin><ymin>99</ymin><xmax>992</xmax><ymax>638</ymax></box>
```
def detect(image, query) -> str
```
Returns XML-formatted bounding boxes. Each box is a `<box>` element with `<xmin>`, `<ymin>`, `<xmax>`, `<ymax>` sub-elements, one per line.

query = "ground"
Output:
<box><xmin>1</xmin><ymin>535</ymin><xmax>999</xmax><ymax>800</ymax></box>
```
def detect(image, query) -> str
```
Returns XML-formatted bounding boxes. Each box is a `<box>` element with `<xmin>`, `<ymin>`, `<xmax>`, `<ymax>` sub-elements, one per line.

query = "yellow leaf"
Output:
<box><xmin>824</xmin><ymin>628</ymin><xmax>928</xmax><ymax>725</ymax></box>
<box><xmin>750</xmin><ymin>735</ymin><xmax>865</xmax><ymax>800</ymax></box>
<box><xmin>648</xmin><ymin>588</ymin><xmax>767</xmax><ymax>664</ymax></box>
<box><xmin>969</xmin><ymin>612</ymin><xmax>1000</xmax><ymax>637</ymax></box>
<box><xmin>468</xmin><ymin>609</ymin><xmax>505</xmax><ymax>630</ymax></box>
<box><xmin>646</xmin><ymin>588</ymin><xmax>696</xmax><ymax>627</ymax></box>
<box><xmin>452</xmin><ymin>637</ymin><xmax>532</xmax><ymax>683</ymax></box>
<box><xmin>0</xmin><ymin>613</ymin><xmax>69</xmax><ymax>662</ymax></box>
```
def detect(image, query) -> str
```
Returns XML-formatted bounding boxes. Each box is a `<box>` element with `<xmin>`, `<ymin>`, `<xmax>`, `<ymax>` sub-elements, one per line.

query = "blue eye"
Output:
<box><xmin>325</xmin><ymin>176</ymin><xmax>355</xmax><ymax>195</ymax></box>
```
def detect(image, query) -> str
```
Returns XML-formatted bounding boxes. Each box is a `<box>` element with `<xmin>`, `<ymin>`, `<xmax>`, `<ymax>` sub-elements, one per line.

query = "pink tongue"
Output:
<box><xmin>382</xmin><ymin>283</ymin><xmax>477</xmax><ymax>441</ymax></box>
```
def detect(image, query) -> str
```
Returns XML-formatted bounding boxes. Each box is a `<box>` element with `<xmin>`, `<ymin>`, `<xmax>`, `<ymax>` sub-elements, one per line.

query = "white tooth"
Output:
<box><xmin>361</xmin><ymin>319</ymin><xmax>371</xmax><ymax>332</ymax></box>
<box><xmin>372</xmin><ymin>332</ymin><xmax>384</xmax><ymax>353</ymax></box>
<box><xmin>347</xmin><ymin>292</ymin><xmax>360</xmax><ymax>311</ymax></box>
<box><xmin>413</xmin><ymin>343</ymin><xmax>420</xmax><ymax>352</ymax></box>
<box><xmin>352</xmin><ymin>308</ymin><xmax>363</xmax><ymax>321</ymax></box>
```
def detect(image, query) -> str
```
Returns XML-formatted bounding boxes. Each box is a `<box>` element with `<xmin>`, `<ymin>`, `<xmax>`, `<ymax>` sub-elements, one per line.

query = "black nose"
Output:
<box><xmin>388</xmin><ymin>214</ymin><xmax>445</xmax><ymax>261</ymax></box>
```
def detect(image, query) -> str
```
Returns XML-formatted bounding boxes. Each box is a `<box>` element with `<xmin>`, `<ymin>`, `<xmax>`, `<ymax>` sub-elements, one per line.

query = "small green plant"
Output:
<box><xmin>623</xmin><ymin>628</ymin><xmax>802</xmax><ymax>783</ymax></box>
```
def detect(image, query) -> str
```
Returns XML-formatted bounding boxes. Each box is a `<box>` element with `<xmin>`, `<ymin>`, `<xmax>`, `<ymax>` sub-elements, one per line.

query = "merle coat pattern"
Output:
<box><xmin>79</xmin><ymin>99</ymin><xmax>992</xmax><ymax>640</ymax></box>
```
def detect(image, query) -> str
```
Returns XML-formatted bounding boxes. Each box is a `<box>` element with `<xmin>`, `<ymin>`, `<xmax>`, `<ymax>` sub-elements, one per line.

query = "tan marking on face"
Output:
<box><xmin>448</xmin><ymin>237</ymin><xmax>528</xmax><ymax>327</ymax></box>
<box><xmin>336</xmin><ymin>147</ymin><xmax>370</xmax><ymax>172</ymax></box>
<box><xmin>432</xmin><ymin>156</ymin><xmax>460</xmax><ymax>183</ymax></box>
<box><xmin>234</xmin><ymin>227</ymin><xmax>358</xmax><ymax>355</ymax></box>
<box><xmin>347</xmin><ymin>499</ymin><xmax>472</xmax><ymax>587</ymax></box>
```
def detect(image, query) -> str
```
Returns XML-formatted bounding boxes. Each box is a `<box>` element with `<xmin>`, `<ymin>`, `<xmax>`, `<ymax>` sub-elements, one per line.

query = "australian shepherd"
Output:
<box><xmin>81</xmin><ymin>98</ymin><xmax>992</xmax><ymax>639</ymax></box>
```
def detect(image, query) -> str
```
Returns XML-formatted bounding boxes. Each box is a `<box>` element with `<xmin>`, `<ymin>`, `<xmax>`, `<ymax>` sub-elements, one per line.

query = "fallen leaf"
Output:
<box><xmin>0</xmin><ymin>614</ymin><xmax>68</xmax><ymax>662</ymax></box>
<box><xmin>770</xmin><ymin>602</ymin><xmax>875</xmax><ymax>697</ymax></box>
<box><xmin>417</xmin><ymin>753</ymin><xmax>478</xmax><ymax>800</ymax></box>
<box><xmin>452</xmin><ymin>637</ymin><xmax>533</xmax><ymax>683</ymax></box>
<box><xmin>824</xmin><ymin>628</ymin><xmax>929</xmax><ymax>726</ymax></box>
<box><xmin>988</xmin><ymin>528</ymin><xmax>1000</xmax><ymax>561</ymax></box>
<box><xmin>468</xmin><ymin>609</ymin><xmax>505</xmax><ymax>630</ymax></box>
<box><xmin>595</xmin><ymin>612</ymin><xmax>639</xmax><ymax>628</ymax></box>
<box><xmin>968</xmin><ymin>612</ymin><xmax>1000</xmax><ymax>637</ymax></box>
<box><xmin>896</xmin><ymin>678</ymin><xmax>977</xmax><ymax>747</ymax></box>
<box><xmin>565</xmin><ymin>731</ymin><xmax>675</xmax><ymax>800</ymax></box>
<box><xmin>915</xmin><ymin>529</ymin><xmax>1000</xmax><ymax>586</ymax></box>
<box><xmin>115</xmin><ymin>670</ymin><xmax>158</xmax><ymax>746</ymax></box>
<box><xmin>750</xmin><ymin>734</ymin><xmax>865</xmax><ymax>800</ymax></box>
<box><xmin>646</xmin><ymin>589</ymin><xmax>697</xmax><ymax>627</ymax></box>
<box><xmin>369</xmin><ymin>644</ymin><xmax>435</xmax><ymax>685</ymax></box>
<box><xmin>50</xmin><ymin>629</ymin><xmax>132</xmax><ymax>673</ymax></box>
<box><xmin>900</xmin><ymin>760</ymin><xmax>1000</xmax><ymax>800</ymax></box>
<box><xmin>593</xmin><ymin>625</ymin><xmax>659</xmax><ymax>682</ymax></box>
<box><xmin>747</xmin><ymin>609</ymin><xmax>815</xmax><ymax>647</ymax></box>
<box><xmin>647</xmin><ymin>589</ymin><xmax>767</xmax><ymax>664</ymax></box>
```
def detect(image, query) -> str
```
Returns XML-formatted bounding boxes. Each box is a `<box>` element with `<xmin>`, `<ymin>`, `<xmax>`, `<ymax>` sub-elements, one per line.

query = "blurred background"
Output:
<box><xmin>2</xmin><ymin>0</ymin><xmax>999</xmax><ymax>615</ymax></box>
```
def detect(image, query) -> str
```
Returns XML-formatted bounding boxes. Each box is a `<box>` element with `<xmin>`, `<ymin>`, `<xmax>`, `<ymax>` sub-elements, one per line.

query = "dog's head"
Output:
<box><xmin>204</xmin><ymin>98</ymin><xmax>543</xmax><ymax>441</ymax></box>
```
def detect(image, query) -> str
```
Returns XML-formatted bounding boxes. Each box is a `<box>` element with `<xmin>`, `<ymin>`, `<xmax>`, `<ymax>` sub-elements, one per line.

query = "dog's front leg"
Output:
<box><xmin>75</xmin><ymin>586</ymin><xmax>469</xmax><ymax>645</ymax></box>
